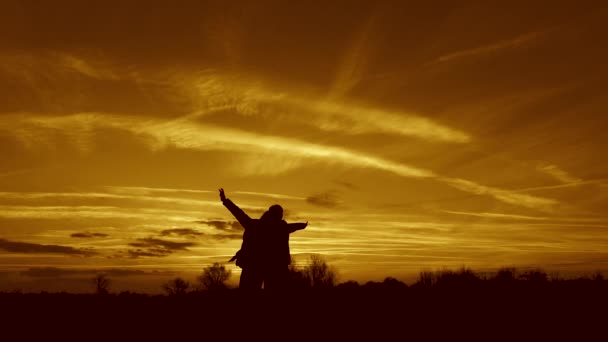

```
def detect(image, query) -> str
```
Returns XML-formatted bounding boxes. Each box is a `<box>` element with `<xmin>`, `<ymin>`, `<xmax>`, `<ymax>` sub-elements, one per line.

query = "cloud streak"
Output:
<box><xmin>70</xmin><ymin>232</ymin><xmax>109</xmax><ymax>238</ymax></box>
<box><xmin>159</xmin><ymin>228</ymin><xmax>204</xmax><ymax>238</ymax></box>
<box><xmin>439</xmin><ymin>178</ymin><xmax>558</xmax><ymax>211</ymax></box>
<box><xmin>127</xmin><ymin>238</ymin><xmax>196</xmax><ymax>258</ymax></box>
<box><xmin>306</xmin><ymin>192</ymin><xmax>341</xmax><ymax>208</ymax></box>
<box><xmin>0</xmin><ymin>238</ymin><xmax>96</xmax><ymax>256</ymax></box>
<box><xmin>430</xmin><ymin>31</ymin><xmax>544</xmax><ymax>65</ymax></box>
<box><xmin>21</xmin><ymin>267</ymin><xmax>171</xmax><ymax>278</ymax></box>
<box><xmin>537</xmin><ymin>164</ymin><xmax>582</xmax><ymax>184</ymax></box>
<box><xmin>0</xmin><ymin>113</ymin><xmax>557</xmax><ymax>211</ymax></box>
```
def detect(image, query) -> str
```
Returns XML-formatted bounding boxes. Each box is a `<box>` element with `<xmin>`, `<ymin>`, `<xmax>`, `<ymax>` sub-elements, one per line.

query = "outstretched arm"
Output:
<box><xmin>287</xmin><ymin>221</ymin><xmax>308</xmax><ymax>233</ymax></box>
<box><xmin>219</xmin><ymin>188</ymin><xmax>252</xmax><ymax>229</ymax></box>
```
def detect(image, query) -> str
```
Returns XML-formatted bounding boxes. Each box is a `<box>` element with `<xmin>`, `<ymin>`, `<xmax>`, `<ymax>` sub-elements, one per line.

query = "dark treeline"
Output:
<box><xmin>2</xmin><ymin>258</ymin><xmax>607</xmax><ymax>340</ymax></box>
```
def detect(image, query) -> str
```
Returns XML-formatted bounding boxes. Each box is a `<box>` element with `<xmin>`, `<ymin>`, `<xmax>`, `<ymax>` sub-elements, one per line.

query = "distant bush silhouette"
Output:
<box><xmin>336</xmin><ymin>280</ymin><xmax>360</xmax><ymax>290</ymax></box>
<box><xmin>414</xmin><ymin>267</ymin><xmax>481</xmax><ymax>289</ymax></box>
<box><xmin>198</xmin><ymin>263</ymin><xmax>231</xmax><ymax>290</ymax></box>
<box><xmin>163</xmin><ymin>277</ymin><xmax>190</xmax><ymax>295</ymax></box>
<box><xmin>381</xmin><ymin>277</ymin><xmax>408</xmax><ymax>290</ymax></box>
<box><xmin>435</xmin><ymin>268</ymin><xmax>480</xmax><ymax>288</ymax></box>
<box><xmin>493</xmin><ymin>267</ymin><xmax>518</xmax><ymax>283</ymax></box>
<box><xmin>92</xmin><ymin>273</ymin><xmax>111</xmax><ymax>295</ymax></box>
<box><xmin>519</xmin><ymin>269</ymin><xmax>548</xmax><ymax>282</ymax></box>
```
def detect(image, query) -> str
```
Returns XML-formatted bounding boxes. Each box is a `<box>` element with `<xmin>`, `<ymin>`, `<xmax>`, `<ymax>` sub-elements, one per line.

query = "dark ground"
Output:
<box><xmin>2</xmin><ymin>280</ymin><xmax>606</xmax><ymax>341</ymax></box>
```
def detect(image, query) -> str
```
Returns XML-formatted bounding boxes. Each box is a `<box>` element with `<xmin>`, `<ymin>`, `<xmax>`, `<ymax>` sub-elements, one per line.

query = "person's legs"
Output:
<box><xmin>263</xmin><ymin>266</ymin><xmax>288</xmax><ymax>292</ymax></box>
<box><xmin>240</xmin><ymin>267</ymin><xmax>263</xmax><ymax>290</ymax></box>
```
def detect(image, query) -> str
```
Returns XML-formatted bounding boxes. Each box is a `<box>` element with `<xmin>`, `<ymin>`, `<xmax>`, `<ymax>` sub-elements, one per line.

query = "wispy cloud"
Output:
<box><xmin>107</xmin><ymin>186</ymin><xmax>304</xmax><ymax>201</ymax></box>
<box><xmin>0</xmin><ymin>113</ymin><xmax>557</xmax><ymax>211</ymax></box>
<box><xmin>306</xmin><ymin>192</ymin><xmax>341</xmax><ymax>208</ymax></box>
<box><xmin>1</xmin><ymin>50</ymin><xmax>472</xmax><ymax>143</ymax></box>
<box><xmin>537</xmin><ymin>164</ymin><xmax>582</xmax><ymax>184</ymax></box>
<box><xmin>430</xmin><ymin>31</ymin><xmax>544</xmax><ymax>65</ymax></box>
<box><xmin>194</xmin><ymin>220</ymin><xmax>242</xmax><ymax>231</ymax></box>
<box><xmin>514</xmin><ymin>178</ymin><xmax>608</xmax><ymax>192</ymax></box>
<box><xmin>0</xmin><ymin>238</ymin><xmax>96</xmax><ymax>256</ymax></box>
<box><xmin>443</xmin><ymin>210</ymin><xmax>548</xmax><ymax>221</ymax></box>
<box><xmin>329</xmin><ymin>13</ymin><xmax>377</xmax><ymax>98</ymax></box>
<box><xmin>177</xmin><ymin>71</ymin><xmax>471</xmax><ymax>143</ymax></box>
<box><xmin>439</xmin><ymin>178</ymin><xmax>558</xmax><ymax>211</ymax></box>
<box><xmin>0</xmin><ymin>204</ymin><xmax>210</xmax><ymax>223</ymax></box>
<box><xmin>70</xmin><ymin>232</ymin><xmax>109</xmax><ymax>238</ymax></box>
<box><xmin>127</xmin><ymin>238</ymin><xmax>196</xmax><ymax>258</ymax></box>
<box><xmin>21</xmin><ymin>267</ymin><xmax>173</xmax><ymax>278</ymax></box>
<box><xmin>159</xmin><ymin>228</ymin><xmax>204</xmax><ymax>238</ymax></box>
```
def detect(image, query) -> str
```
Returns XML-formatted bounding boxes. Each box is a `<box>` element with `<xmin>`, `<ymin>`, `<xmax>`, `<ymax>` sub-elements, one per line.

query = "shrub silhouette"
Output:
<box><xmin>198</xmin><ymin>263</ymin><xmax>231</xmax><ymax>290</ymax></box>
<box><xmin>163</xmin><ymin>277</ymin><xmax>190</xmax><ymax>295</ymax></box>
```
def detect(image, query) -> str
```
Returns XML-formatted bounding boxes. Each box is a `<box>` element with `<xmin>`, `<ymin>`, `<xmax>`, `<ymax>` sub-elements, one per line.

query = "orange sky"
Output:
<box><xmin>1</xmin><ymin>0</ymin><xmax>607</xmax><ymax>293</ymax></box>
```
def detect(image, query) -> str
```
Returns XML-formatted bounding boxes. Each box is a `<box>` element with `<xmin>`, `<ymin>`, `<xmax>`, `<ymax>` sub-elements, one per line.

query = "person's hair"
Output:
<box><xmin>261</xmin><ymin>204</ymin><xmax>283</xmax><ymax>221</ymax></box>
<box><xmin>269</xmin><ymin>204</ymin><xmax>283</xmax><ymax>217</ymax></box>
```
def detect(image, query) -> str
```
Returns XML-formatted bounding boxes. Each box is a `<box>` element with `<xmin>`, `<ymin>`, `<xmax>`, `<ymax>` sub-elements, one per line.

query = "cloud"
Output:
<box><xmin>443</xmin><ymin>210</ymin><xmax>548</xmax><ymax>221</ymax></box>
<box><xmin>176</xmin><ymin>71</ymin><xmax>472</xmax><ymax>143</ymax></box>
<box><xmin>328</xmin><ymin>13</ymin><xmax>377</xmax><ymax>98</ymax></box>
<box><xmin>169</xmin><ymin>223</ymin><xmax>243</xmax><ymax>240</ymax></box>
<box><xmin>126</xmin><ymin>234</ymin><xmax>242</xmax><ymax>258</ymax></box>
<box><xmin>159</xmin><ymin>228</ymin><xmax>204</xmax><ymax>238</ymax></box>
<box><xmin>128</xmin><ymin>238</ymin><xmax>195</xmax><ymax>252</ymax></box>
<box><xmin>106</xmin><ymin>186</ymin><xmax>215</xmax><ymax>196</ymax></box>
<box><xmin>195</xmin><ymin>220</ymin><xmax>242</xmax><ymax>231</ymax></box>
<box><xmin>0</xmin><ymin>238</ymin><xmax>96</xmax><ymax>256</ymax></box>
<box><xmin>513</xmin><ymin>178</ymin><xmax>608</xmax><ymax>193</ymax></box>
<box><xmin>439</xmin><ymin>178</ymin><xmax>558</xmax><ymax>211</ymax></box>
<box><xmin>0</xmin><ymin>204</ymin><xmax>214</xmax><ymax>223</ymax></box>
<box><xmin>232</xmin><ymin>191</ymin><xmax>305</xmax><ymax>200</ymax></box>
<box><xmin>333</xmin><ymin>180</ymin><xmax>358</xmax><ymax>190</ymax></box>
<box><xmin>21</xmin><ymin>267</ymin><xmax>173</xmax><ymax>278</ymax></box>
<box><xmin>210</xmin><ymin>233</ymin><xmax>242</xmax><ymax>240</ymax></box>
<box><xmin>70</xmin><ymin>232</ymin><xmax>109</xmax><ymax>238</ymax></box>
<box><xmin>430</xmin><ymin>31</ymin><xmax>544</xmax><ymax>65</ymax></box>
<box><xmin>0</xmin><ymin>113</ymin><xmax>557</xmax><ymax>211</ymax></box>
<box><xmin>127</xmin><ymin>249</ymin><xmax>169</xmax><ymax>258</ymax></box>
<box><xmin>306</xmin><ymin>192</ymin><xmax>341</xmax><ymax>208</ymax></box>
<box><xmin>194</xmin><ymin>220</ymin><xmax>229</xmax><ymax>230</ymax></box>
<box><xmin>537</xmin><ymin>164</ymin><xmax>582</xmax><ymax>184</ymax></box>
<box><xmin>0</xmin><ymin>190</ymin><xmax>220</xmax><ymax>209</ymax></box>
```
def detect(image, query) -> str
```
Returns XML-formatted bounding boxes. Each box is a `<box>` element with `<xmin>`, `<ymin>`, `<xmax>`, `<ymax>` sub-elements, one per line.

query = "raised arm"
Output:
<box><xmin>287</xmin><ymin>221</ymin><xmax>308</xmax><ymax>233</ymax></box>
<box><xmin>219</xmin><ymin>188</ymin><xmax>252</xmax><ymax>229</ymax></box>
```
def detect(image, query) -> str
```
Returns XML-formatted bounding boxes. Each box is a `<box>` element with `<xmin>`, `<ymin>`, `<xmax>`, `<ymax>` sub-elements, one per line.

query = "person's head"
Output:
<box><xmin>260</xmin><ymin>204</ymin><xmax>283</xmax><ymax>221</ymax></box>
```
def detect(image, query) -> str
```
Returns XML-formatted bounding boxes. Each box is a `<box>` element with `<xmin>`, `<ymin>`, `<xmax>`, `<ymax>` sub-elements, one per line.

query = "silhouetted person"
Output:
<box><xmin>219</xmin><ymin>188</ymin><xmax>307</xmax><ymax>291</ymax></box>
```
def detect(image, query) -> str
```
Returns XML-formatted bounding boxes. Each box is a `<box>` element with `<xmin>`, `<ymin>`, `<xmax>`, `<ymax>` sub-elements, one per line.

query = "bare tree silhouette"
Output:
<box><xmin>162</xmin><ymin>277</ymin><xmax>190</xmax><ymax>295</ymax></box>
<box><xmin>304</xmin><ymin>254</ymin><xmax>337</xmax><ymax>288</ymax></box>
<box><xmin>198</xmin><ymin>263</ymin><xmax>231</xmax><ymax>290</ymax></box>
<box><xmin>92</xmin><ymin>273</ymin><xmax>110</xmax><ymax>295</ymax></box>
